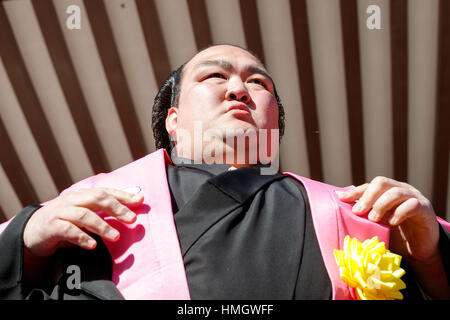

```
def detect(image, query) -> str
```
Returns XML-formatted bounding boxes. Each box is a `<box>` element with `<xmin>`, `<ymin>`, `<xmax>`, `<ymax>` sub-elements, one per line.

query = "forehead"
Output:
<box><xmin>183</xmin><ymin>45</ymin><xmax>266</xmax><ymax>75</ymax></box>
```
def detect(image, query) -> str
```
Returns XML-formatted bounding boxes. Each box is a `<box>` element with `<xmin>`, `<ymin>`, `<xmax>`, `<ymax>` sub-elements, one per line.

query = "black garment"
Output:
<box><xmin>0</xmin><ymin>205</ymin><xmax>123</xmax><ymax>300</ymax></box>
<box><xmin>167</xmin><ymin>161</ymin><xmax>331</xmax><ymax>299</ymax></box>
<box><xmin>0</xmin><ymin>163</ymin><xmax>331</xmax><ymax>300</ymax></box>
<box><xmin>0</xmin><ymin>161</ymin><xmax>449</xmax><ymax>299</ymax></box>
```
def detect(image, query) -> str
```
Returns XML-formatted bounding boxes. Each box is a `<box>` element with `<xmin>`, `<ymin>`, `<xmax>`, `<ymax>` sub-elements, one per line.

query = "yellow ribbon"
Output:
<box><xmin>334</xmin><ymin>235</ymin><xmax>406</xmax><ymax>300</ymax></box>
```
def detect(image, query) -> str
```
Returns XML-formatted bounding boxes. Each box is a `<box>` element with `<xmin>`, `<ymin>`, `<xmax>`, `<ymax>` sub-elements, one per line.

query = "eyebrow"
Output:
<box><xmin>194</xmin><ymin>59</ymin><xmax>273</xmax><ymax>82</ymax></box>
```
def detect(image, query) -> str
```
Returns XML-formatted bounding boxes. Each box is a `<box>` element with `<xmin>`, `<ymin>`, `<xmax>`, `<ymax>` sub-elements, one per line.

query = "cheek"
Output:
<box><xmin>177</xmin><ymin>85</ymin><xmax>223</xmax><ymax>125</ymax></box>
<box><xmin>253</xmin><ymin>94</ymin><xmax>279</xmax><ymax>128</ymax></box>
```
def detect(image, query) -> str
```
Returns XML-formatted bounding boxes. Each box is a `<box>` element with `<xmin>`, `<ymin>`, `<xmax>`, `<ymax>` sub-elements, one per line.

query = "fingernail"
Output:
<box><xmin>352</xmin><ymin>203</ymin><xmax>362</xmax><ymax>213</ymax></box>
<box><xmin>132</xmin><ymin>194</ymin><xmax>143</xmax><ymax>201</ymax></box>
<box><xmin>124</xmin><ymin>186</ymin><xmax>141</xmax><ymax>195</ymax></box>
<box><xmin>335</xmin><ymin>191</ymin><xmax>345</xmax><ymax>198</ymax></box>
<box><xmin>87</xmin><ymin>239</ymin><xmax>97</xmax><ymax>248</ymax></box>
<box><xmin>125</xmin><ymin>211</ymin><xmax>136</xmax><ymax>221</ymax></box>
<box><xmin>389</xmin><ymin>216</ymin><xmax>398</xmax><ymax>225</ymax></box>
<box><xmin>107</xmin><ymin>229</ymin><xmax>120</xmax><ymax>240</ymax></box>
<box><xmin>368</xmin><ymin>210</ymin><xmax>378</xmax><ymax>221</ymax></box>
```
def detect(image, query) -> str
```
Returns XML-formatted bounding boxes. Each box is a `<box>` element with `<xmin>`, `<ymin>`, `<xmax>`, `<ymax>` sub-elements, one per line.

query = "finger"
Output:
<box><xmin>100</xmin><ymin>187</ymin><xmax>144</xmax><ymax>207</ymax></box>
<box><xmin>62</xmin><ymin>207</ymin><xmax>120</xmax><ymax>242</ymax></box>
<box><xmin>336</xmin><ymin>183</ymin><xmax>369</xmax><ymax>203</ymax></box>
<box><xmin>368</xmin><ymin>186</ymin><xmax>414</xmax><ymax>222</ymax></box>
<box><xmin>387</xmin><ymin>197</ymin><xmax>421</xmax><ymax>226</ymax></box>
<box><xmin>91</xmin><ymin>194</ymin><xmax>137</xmax><ymax>223</ymax></box>
<box><xmin>67</xmin><ymin>189</ymin><xmax>137</xmax><ymax>223</ymax></box>
<box><xmin>52</xmin><ymin>219</ymin><xmax>97</xmax><ymax>250</ymax></box>
<box><xmin>352</xmin><ymin>176</ymin><xmax>401</xmax><ymax>215</ymax></box>
<box><xmin>72</xmin><ymin>188</ymin><xmax>143</xmax><ymax>207</ymax></box>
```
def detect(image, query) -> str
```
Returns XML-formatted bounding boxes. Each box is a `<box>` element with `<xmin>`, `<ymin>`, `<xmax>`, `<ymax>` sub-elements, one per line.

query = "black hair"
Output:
<box><xmin>152</xmin><ymin>63</ymin><xmax>185</xmax><ymax>153</ymax></box>
<box><xmin>151</xmin><ymin>47</ymin><xmax>285</xmax><ymax>155</ymax></box>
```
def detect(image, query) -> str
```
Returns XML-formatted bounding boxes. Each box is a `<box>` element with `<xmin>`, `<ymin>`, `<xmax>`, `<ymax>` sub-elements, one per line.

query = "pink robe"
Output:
<box><xmin>2</xmin><ymin>149</ymin><xmax>449</xmax><ymax>299</ymax></box>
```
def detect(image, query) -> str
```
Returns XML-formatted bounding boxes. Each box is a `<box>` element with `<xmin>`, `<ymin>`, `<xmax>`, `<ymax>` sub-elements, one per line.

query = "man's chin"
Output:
<box><xmin>221</xmin><ymin>117</ymin><xmax>258</xmax><ymax>132</ymax></box>
<box><xmin>227</xmin><ymin>113</ymin><xmax>256</xmax><ymax>128</ymax></box>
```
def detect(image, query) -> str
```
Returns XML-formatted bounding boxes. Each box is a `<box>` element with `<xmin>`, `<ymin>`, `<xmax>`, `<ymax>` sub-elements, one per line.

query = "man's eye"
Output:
<box><xmin>249</xmin><ymin>79</ymin><xmax>267</xmax><ymax>89</ymax></box>
<box><xmin>206</xmin><ymin>73</ymin><xmax>226</xmax><ymax>80</ymax></box>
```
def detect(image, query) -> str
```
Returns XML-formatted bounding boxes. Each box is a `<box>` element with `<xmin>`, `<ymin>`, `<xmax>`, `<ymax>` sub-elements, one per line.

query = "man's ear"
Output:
<box><xmin>165</xmin><ymin>107</ymin><xmax>178</xmax><ymax>135</ymax></box>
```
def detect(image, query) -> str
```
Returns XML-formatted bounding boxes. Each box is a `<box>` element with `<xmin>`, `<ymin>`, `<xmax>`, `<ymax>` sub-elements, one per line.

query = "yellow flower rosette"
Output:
<box><xmin>334</xmin><ymin>235</ymin><xmax>406</xmax><ymax>300</ymax></box>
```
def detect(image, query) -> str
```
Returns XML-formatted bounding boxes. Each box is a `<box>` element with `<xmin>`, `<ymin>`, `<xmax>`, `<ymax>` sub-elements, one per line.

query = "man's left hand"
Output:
<box><xmin>337</xmin><ymin>176</ymin><xmax>440</xmax><ymax>263</ymax></box>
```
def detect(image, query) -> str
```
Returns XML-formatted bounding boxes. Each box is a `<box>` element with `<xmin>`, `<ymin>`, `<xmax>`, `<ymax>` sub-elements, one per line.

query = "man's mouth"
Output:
<box><xmin>226</xmin><ymin>104</ymin><xmax>250</xmax><ymax>115</ymax></box>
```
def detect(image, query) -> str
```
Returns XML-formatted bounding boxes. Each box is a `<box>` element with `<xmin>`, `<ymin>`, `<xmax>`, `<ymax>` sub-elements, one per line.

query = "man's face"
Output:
<box><xmin>166</xmin><ymin>45</ymin><xmax>279</xmax><ymax>162</ymax></box>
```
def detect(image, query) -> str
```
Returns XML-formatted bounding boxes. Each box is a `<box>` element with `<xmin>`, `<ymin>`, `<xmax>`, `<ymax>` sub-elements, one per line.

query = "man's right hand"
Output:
<box><xmin>23</xmin><ymin>188</ymin><xmax>144</xmax><ymax>258</ymax></box>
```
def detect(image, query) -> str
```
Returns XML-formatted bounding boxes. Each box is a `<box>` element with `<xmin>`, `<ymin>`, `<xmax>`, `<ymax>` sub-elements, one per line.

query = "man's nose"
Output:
<box><xmin>225</xmin><ymin>79</ymin><xmax>250</xmax><ymax>103</ymax></box>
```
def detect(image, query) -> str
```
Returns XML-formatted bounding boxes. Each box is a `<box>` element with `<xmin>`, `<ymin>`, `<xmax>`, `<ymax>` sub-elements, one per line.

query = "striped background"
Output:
<box><xmin>0</xmin><ymin>0</ymin><xmax>449</xmax><ymax>222</ymax></box>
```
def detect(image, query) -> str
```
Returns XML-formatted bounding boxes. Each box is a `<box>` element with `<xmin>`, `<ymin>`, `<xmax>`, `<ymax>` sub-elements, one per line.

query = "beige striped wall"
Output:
<box><xmin>0</xmin><ymin>0</ymin><xmax>449</xmax><ymax>222</ymax></box>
